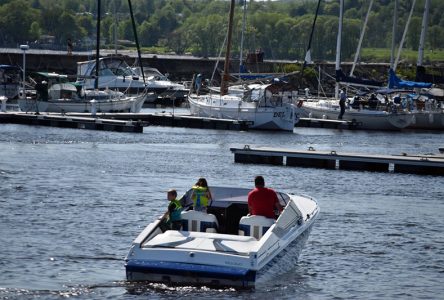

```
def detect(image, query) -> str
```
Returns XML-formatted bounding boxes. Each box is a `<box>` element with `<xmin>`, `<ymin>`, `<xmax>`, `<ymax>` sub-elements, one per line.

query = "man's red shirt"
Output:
<box><xmin>247</xmin><ymin>187</ymin><xmax>278</xmax><ymax>218</ymax></box>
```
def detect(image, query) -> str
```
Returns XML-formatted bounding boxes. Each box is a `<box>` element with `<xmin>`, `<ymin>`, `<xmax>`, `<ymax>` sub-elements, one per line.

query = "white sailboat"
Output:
<box><xmin>188</xmin><ymin>0</ymin><xmax>296</xmax><ymax>131</ymax></box>
<box><xmin>18</xmin><ymin>0</ymin><xmax>146</xmax><ymax>114</ymax></box>
<box><xmin>301</xmin><ymin>0</ymin><xmax>415</xmax><ymax>130</ymax></box>
<box><xmin>18</xmin><ymin>71</ymin><xmax>145</xmax><ymax>113</ymax></box>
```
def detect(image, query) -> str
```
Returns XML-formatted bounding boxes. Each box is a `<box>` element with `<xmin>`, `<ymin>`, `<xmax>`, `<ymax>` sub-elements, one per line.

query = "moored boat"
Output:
<box><xmin>189</xmin><ymin>83</ymin><xmax>297</xmax><ymax>131</ymax></box>
<box><xmin>76</xmin><ymin>56</ymin><xmax>187</xmax><ymax>105</ymax></box>
<box><xmin>125</xmin><ymin>186</ymin><xmax>319</xmax><ymax>288</ymax></box>
<box><xmin>302</xmin><ymin>100</ymin><xmax>415</xmax><ymax>130</ymax></box>
<box><xmin>17</xmin><ymin>72</ymin><xmax>147</xmax><ymax>113</ymax></box>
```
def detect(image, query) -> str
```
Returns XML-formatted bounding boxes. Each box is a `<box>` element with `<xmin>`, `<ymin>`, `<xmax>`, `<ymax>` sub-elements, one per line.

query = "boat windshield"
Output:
<box><xmin>94</xmin><ymin>58</ymin><xmax>136</xmax><ymax>77</ymax></box>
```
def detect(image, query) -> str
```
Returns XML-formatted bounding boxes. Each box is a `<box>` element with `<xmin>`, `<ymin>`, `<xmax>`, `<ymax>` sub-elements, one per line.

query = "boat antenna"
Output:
<box><xmin>95</xmin><ymin>0</ymin><xmax>101</xmax><ymax>90</ymax></box>
<box><xmin>220</xmin><ymin>0</ymin><xmax>236</xmax><ymax>96</ymax></box>
<box><xmin>128</xmin><ymin>0</ymin><xmax>146</xmax><ymax>84</ymax></box>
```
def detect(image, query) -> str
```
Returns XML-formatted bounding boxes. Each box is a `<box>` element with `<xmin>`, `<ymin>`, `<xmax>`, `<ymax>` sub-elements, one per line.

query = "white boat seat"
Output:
<box><xmin>180</xmin><ymin>210</ymin><xmax>219</xmax><ymax>233</ymax></box>
<box><xmin>238</xmin><ymin>215</ymin><xmax>275</xmax><ymax>240</ymax></box>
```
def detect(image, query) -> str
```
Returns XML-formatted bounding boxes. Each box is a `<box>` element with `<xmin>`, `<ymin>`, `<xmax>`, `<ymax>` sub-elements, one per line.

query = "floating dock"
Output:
<box><xmin>66</xmin><ymin>112</ymin><xmax>252</xmax><ymax>131</ymax></box>
<box><xmin>296</xmin><ymin>118</ymin><xmax>360</xmax><ymax>129</ymax></box>
<box><xmin>0</xmin><ymin>112</ymin><xmax>144</xmax><ymax>133</ymax></box>
<box><xmin>230</xmin><ymin>146</ymin><xmax>444</xmax><ymax>176</ymax></box>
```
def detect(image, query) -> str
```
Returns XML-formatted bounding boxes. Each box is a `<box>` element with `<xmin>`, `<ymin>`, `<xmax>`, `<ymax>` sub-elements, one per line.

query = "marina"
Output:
<box><xmin>230</xmin><ymin>146</ymin><xmax>444</xmax><ymax>175</ymax></box>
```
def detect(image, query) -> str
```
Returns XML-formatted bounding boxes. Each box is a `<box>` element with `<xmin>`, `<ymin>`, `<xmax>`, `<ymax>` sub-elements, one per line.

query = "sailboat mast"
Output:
<box><xmin>417</xmin><ymin>0</ymin><xmax>430</xmax><ymax>67</ymax></box>
<box><xmin>303</xmin><ymin>0</ymin><xmax>322</xmax><ymax>73</ymax></box>
<box><xmin>390</xmin><ymin>0</ymin><xmax>398</xmax><ymax>70</ymax></box>
<box><xmin>350</xmin><ymin>0</ymin><xmax>374</xmax><ymax>76</ymax></box>
<box><xmin>335</xmin><ymin>0</ymin><xmax>344</xmax><ymax>99</ymax></box>
<box><xmin>221</xmin><ymin>0</ymin><xmax>236</xmax><ymax>96</ymax></box>
<box><xmin>128</xmin><ymin>0</ymin><xmax>146</xmax><ymax>84</ymax></box>
<box><xmin>239</xmin><ymin>0</ymin><xmax>247</xmax><ymax>73</ymax></box>
<box><xmin>95</xmin><ymin>0</ymin><xmax>101</xmax><ymax>90</ymax></box>
<box><xmin>394</xmin><ymin>0</ymin><xmax>416</xmax><ymax>71</ymax></box>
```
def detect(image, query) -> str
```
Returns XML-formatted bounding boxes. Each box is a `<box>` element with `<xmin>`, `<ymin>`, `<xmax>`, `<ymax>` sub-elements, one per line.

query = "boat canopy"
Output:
<box><xmin>77</xmin><ymin>56</ymin><xmax>135</xmax><ymax>78</ymax></box>
<box><xmin>388</xmin><ymin>69</ymin><xmax>432</xmax><ymax>89</ymax></box>
<box><xmin>335</xmin><ymin>69</ymin><xmax>384</xmax><ymax>88</ymax></box>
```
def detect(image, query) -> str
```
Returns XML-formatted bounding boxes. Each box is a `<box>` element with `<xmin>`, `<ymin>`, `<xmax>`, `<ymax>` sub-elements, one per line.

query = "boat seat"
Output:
<box><xmin>238</xmin><ymin>215</ymin><xmax>275</xmax><ymax>240</ymax></box>
<box><xmin>180</xmin><ymin>210</ymin><xmax>219</xmax><ymax>233</ymax></box>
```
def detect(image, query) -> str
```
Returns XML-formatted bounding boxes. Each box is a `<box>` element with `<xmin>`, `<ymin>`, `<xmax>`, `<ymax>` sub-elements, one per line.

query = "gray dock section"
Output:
<box><xmin>65</xmin><ymin>112</ymin><xmax>251</xmax><ymax>131</ymax></box>
<box><xmin>0</xmin><ymin>112</ymin><xmax>144</xmax><ymax>133</ymax></box>
<box><xmin>0</xmin><ymin>112</ymin><xmax>251</xmax><ymax>132</ymax></box>
<box><xmin>230</xmin><ymin>146</ymin><xmax>444</xmax><ymax>176</ymax></box>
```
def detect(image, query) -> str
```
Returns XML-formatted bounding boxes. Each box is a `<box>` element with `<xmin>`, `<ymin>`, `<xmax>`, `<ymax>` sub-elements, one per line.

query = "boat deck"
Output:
<box><xmin>143</xmin><ymin>230</ymin><xmax>257</xmax><ymax>255</ymax></box>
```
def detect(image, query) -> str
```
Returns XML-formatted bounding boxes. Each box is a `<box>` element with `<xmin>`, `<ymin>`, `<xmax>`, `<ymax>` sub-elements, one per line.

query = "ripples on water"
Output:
<box><xmin>1</xmin><ymin>115</ymin><xmax>443</xmax><ymax>299</ymax></box>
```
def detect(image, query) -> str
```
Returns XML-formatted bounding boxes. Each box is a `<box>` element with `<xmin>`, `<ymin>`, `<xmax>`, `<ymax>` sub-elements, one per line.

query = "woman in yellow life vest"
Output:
<box><xmin>191</xmin><ymin>177</ymin><xmax>212</xmax><ymax>212</ymax></box>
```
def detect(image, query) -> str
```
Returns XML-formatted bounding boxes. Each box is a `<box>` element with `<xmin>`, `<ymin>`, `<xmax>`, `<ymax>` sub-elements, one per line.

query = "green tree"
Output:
<box><xmin>0</xmin><ymin>0</ymin><xmax>38</xmax><ymax>43</ymax></box>
<box><xmin>29</xmin><ymin>21</ymin><xmax>42</xmax><ymax>40</ymax></box>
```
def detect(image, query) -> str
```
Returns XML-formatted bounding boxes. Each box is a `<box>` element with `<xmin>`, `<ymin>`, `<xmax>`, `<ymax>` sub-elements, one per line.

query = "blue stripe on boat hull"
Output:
<box><xmin>126</xmin><ymin>260</ymin><xmax>256</xmax><ymax>287</ymax></box>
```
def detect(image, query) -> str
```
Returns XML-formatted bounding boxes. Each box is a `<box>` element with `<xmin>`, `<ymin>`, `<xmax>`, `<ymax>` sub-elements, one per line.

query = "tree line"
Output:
<box><xmin>0</xmin><ymin>0</ymin><xmax>443</xmax><ymax>61</ymax></box>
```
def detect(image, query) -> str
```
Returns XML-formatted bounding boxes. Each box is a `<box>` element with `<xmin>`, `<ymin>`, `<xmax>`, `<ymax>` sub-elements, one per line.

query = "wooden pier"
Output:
<box><xmin>230</xmin><ymin>146</ymin><xmax>444</xmax><ymax>176</ymax></box>
<box><xmin>296</xmin><ymin>118</ymin><xmax>361</xmax><ymax>129</ymax></box>
<box><xmin>0</xmin><ymin>112</ymin><xmax>144</xmax><ymax>133</ymax></box>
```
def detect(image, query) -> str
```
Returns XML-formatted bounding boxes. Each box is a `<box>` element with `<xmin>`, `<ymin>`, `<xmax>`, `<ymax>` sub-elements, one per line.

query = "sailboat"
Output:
<box><xmin>383</xmin><ymin>0</ymin><xmax>443</xmax><ymax>130</ymax></box>
<box><xmin>301</xmin><ymin>0</ymin><xmax>415</xmax><ymax>130</ymax></box>
<box><xmin>18</xmin><ymin>0</ymin><xmax>146</xmax><ymax>114</ymax></box>
<box><xmin>188</xmin><ymin>0</ymin><xmax>296</xmax><ymax>131</ymax></box>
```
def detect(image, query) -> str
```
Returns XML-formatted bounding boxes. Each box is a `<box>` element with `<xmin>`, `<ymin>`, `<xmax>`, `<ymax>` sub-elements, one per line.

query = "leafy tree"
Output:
<box><xmin>0</xmin><ymin>0</ymin><xmax>38</xmax><ymax>43</ymax></box>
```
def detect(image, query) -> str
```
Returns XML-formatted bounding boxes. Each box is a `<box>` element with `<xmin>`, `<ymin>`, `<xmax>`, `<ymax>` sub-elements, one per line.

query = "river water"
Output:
<box><xmin>1</xmin><ymin>110</ymin><xmax>443</xmax><ymax>299</ymax></box>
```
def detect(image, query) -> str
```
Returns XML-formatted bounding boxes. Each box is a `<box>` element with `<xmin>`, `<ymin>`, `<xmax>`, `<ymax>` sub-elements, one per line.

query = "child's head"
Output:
<box><xmin>195</xmin><ymin>177</ymin><xmax>208</xmax><ymax>188</ymax></box>
<box><xmin>167</xmin><ymin>189</ymin><xmax>177</xmax><ymax>201</ymax></box>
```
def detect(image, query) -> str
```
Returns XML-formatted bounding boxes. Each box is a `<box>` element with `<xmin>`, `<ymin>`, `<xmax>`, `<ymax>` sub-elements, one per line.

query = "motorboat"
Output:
<box><xmin>125</xmin><ymin>186</ymin><xmax>319</xmax><ymax>288</ymax></box>
<box><xmin>18</xmin><ymin>72</ymin><xmax>147</xmax><ymax>113</ymax></box>
<box><xmin>188</xmin><ymin>83</ymin><xmax>297</xmax><ymax>131</ymax></box>
<box><xmin>134</xmin><ymin>66</ymin><xmax>189</xmax><ymax>105</ymax></box>
<box><xmin>302</xmin><ymin>99</ymin><xmax>415</xmax><ymax>130</ymax></box>
<box><xmin>76</xmin><ymin>56</ymin><xmax>187</xmax><ymax>105</ymax></box>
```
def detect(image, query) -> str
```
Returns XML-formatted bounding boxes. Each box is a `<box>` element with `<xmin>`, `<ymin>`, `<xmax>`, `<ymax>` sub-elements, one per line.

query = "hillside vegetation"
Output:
<box><xmin>0</xmin><ymin>0</ymin><xmax>443</xmax><ymax>62</ymax></box>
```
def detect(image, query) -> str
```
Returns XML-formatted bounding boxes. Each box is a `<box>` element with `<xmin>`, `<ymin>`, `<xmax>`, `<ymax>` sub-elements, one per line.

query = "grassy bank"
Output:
<box><xmin>361</xmin><ymin>48</ymin><xmax>444</xmax><ymax>64</ymax></box>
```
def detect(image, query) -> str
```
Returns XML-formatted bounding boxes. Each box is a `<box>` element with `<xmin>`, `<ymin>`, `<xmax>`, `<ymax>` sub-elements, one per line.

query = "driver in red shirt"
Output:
<box><xmin>248</xmin><ymin>176</ymin><xmax>283</xmax><ymax>219</ymax></box>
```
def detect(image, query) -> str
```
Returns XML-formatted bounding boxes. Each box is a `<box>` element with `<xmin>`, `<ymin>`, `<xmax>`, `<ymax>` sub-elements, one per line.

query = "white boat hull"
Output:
<box><xmin>409</xmin><ymin>111</ymin><xmax>444</xmax><ymax>130</ymax></box>
<box><xmin>302</xmin><ymin>102</ymin><xmax>414</xmax><ymax>130</ymax></box>
<box><xmin>17</xmin><ymin>95</ymin><xmax>145</xmax><ymax>113</ymax></box>
<box><xmin>188</xmin><ymin>95</ymin><xmax>296</xmax><ymax>131</ymax></box>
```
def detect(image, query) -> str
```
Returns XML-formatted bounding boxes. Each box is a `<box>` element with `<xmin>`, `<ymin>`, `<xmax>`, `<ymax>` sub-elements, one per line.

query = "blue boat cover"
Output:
<box><xmin>388</xmin><ymin>69</ymin><xmax>432</xmax><ymax>89</ymax></box>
